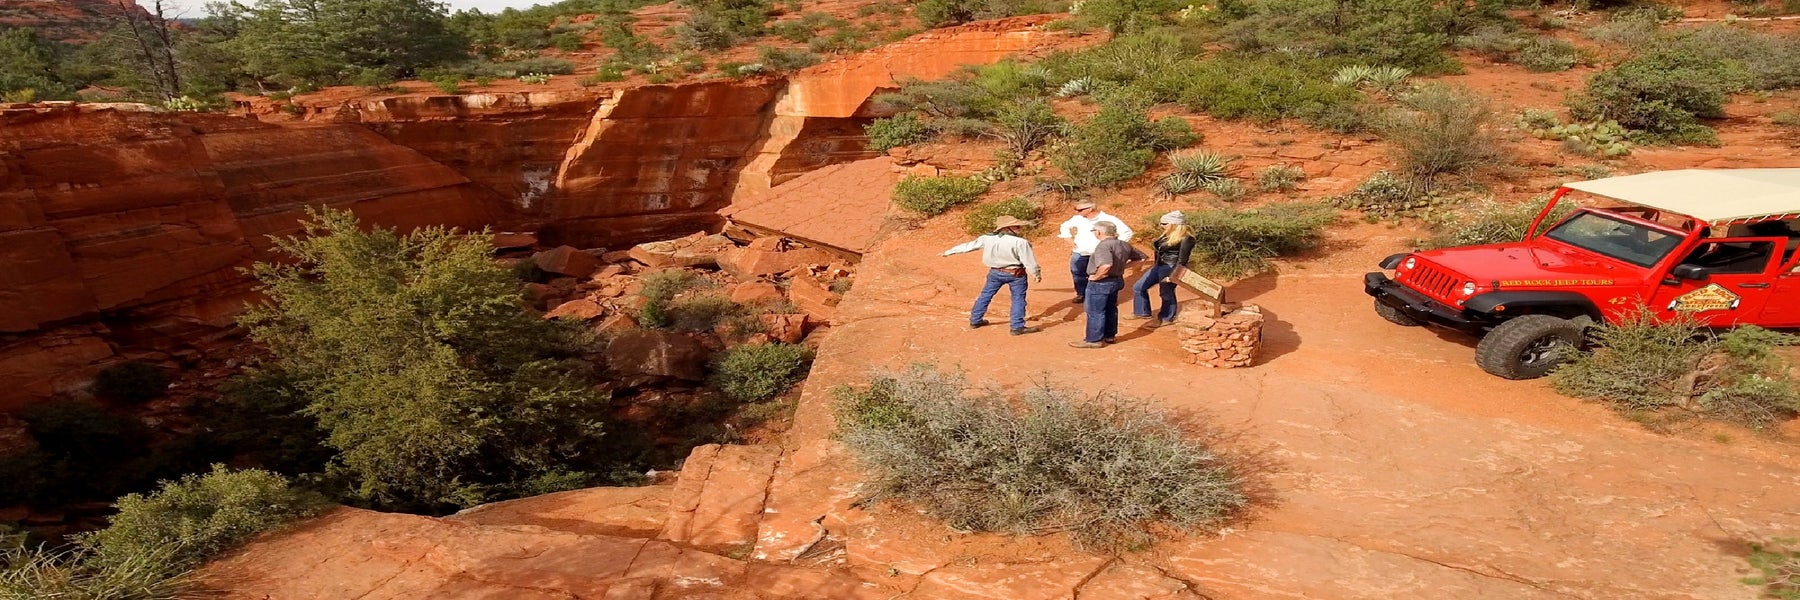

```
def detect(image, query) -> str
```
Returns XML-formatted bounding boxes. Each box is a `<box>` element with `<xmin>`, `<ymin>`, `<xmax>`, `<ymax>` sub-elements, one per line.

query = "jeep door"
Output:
<box><xmin>1649</xmin><ymin>237</ymin><xmax>1783</xmax><ymax>326</ymax></box>
<box><xmin>1758</xmin><ymin>249</ymin><xmax>1800</xmax><ymax>327</ymax></box>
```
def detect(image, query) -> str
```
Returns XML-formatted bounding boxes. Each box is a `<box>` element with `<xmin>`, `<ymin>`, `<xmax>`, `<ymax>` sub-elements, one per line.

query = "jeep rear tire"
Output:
<box><xmin>1475</xmin><ymin>315</ymin><xmax>1584</xmax><ymax>380</ymax></box>
<box><xmin>1373</xmin><ymin>299</ymin><xmax>1421</xmax><ymax>327</ymax></box>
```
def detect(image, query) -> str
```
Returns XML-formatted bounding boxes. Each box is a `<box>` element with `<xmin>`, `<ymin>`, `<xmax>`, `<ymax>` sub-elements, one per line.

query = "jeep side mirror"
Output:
<box><xmin>1672</xmin><ymin>264</ymin><xmax>1709</xmax><ymax>281</ymax></box>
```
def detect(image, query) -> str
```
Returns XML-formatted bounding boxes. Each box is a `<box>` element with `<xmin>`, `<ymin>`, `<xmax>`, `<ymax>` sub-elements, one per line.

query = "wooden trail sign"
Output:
<box><xmin>1176</xmin><ymin>269</ymin><xmax>1226</xmax><ymax>317</ymax></box>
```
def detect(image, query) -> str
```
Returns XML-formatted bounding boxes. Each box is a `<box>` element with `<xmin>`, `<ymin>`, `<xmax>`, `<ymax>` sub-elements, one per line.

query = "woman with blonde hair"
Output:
<box><xmin>1127</xmin><ymin>211</ymin><xmax>1197</xmax><ymax>327</ymax></box>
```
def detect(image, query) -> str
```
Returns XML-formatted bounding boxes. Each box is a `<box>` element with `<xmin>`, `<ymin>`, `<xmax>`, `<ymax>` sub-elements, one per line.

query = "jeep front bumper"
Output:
<box><xmin>1364</xmin><ymin>272</ymin><xmax>1491</xmax><ymax>335</ymax></box>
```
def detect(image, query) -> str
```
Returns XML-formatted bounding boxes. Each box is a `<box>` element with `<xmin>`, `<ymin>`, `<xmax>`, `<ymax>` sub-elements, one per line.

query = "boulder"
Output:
<box><xmin>717</xmin><ymin>246</ymin><xmax>837</xmax><ymax>280</ymax></box>
<box><xmin>628</xmin><ymin>232</ymin><xmax>736</xmax><ymax>269</ymax></box>
<box><xmin>604</xmin><ymin>329</ymin><xmax>709</xmax><ymax>381</ymax></box>
<box><xmin>747</xmin><ymin>236</ymin><xmax>787</xmax><ymax>251</ymax></box>
<box><xmin>594</xmin><ymin>313</ymin><xmax>637</xmax><ymax>337</ymax></box>
<box><xmin>544</xmin><ymin>299</ymin><xmax>605</xmax><ymax>321</ymax></box>
<box><xmin>759</xmin><ymin>313</ymin><xmax>806</xmax><ymax>344</ymax></box>
<box><xmin>660</xmin><ymin>444</ymin><xmax>783</xmax><ymax>552</ymax></box>
<box><xmin>788</xmin><ymin>278</ymin><xmax>841</xmax><ymax>323</ymax></box>
<box><xmin>601</xmin><ymin>250</ymin><xmax>634</xmax><ymax>264</ymax></box>
<box><xmin>730</xmin><ymin>282</ymin><xmax>783</xmax><ymax>304</ymax></box>
<box><xmin>533</xmin><ymin>246</ymin><xmax>600</xmax><ymax>278</ymax></box>
<box><xmin>524</xmin><ymin>283</ymin><xmax>560</xmax><ymax>310</ymax></box>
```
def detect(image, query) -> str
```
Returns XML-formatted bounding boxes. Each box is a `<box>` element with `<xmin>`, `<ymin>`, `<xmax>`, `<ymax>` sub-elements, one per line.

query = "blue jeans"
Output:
<box><xmin>1133</xmin><ymin>264</ymin><xmax>1178</xmax><ymax>321</ymax></box>
<box><xmin>972</xmin><ymin>269</ymin><xmax>1029</xmax><ymax>330</ymax></box>
<box><xmin>1069</xmin><ymin>253</ymin><xmax>1090</xmax><ymax>299</ymax></box>
<box><xmin>1083</xmin><ymin>278</ymin><xmax>1124</xmax><ymax>343</ymax></box>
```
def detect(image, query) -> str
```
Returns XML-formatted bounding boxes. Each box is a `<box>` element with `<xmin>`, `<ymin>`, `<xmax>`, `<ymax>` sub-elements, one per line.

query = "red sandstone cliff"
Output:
<box><xmin>0</xmin><ymin>103</ymin><xmax>511</xmax><ymax>409</ymax></box>
<box><xmin>0</xmin><ymin>0</ymin><xmax>148</xmax><ymax>44</ymax></box>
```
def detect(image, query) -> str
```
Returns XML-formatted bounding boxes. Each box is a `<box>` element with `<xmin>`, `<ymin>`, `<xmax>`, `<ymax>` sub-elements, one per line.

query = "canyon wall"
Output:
<box><xmin>0</xmin><ymin>18</ymin><xmax>1077</xmax><ymax>409</ymax></box>
<box><xmin>0</xmin><ymin>103</ymin><xmax>510</xmax><ymax>409</ymax></box>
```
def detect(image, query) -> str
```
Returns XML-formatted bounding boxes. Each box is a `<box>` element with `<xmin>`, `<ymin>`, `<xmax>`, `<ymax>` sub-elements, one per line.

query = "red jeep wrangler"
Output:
<box><xmin>1366</xmin><ymin>169</ymin><xmax>1800</xmax><ymax>379</ymax></box>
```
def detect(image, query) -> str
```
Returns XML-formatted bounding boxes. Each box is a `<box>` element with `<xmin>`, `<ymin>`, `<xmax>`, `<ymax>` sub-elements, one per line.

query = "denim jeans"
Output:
<box><xmin>1083</xmin><ymin>277</ymin><xmax>1125</xmax><ymax>343</ymax></box>
<box><xmin>1069</xmin><ymin>253</ymin><xmax>1091</xmax><ymax>299</ymax></box>
<box><xmin>972</xmin><ymin>269</ymin><xmax>1029</xmax><ymax>330</ymax></box>
<box><xmin>1132</xmin><ymin>264</ymin><xmax>1178</xmax><ymax>321</ymax></box>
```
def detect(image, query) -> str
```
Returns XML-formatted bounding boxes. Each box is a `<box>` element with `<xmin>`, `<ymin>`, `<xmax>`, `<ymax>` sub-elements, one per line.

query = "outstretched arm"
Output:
<box><xmin>942</xmin><ymin>237</ymin><xmax>986</xmax><ymax>256</ymax></box>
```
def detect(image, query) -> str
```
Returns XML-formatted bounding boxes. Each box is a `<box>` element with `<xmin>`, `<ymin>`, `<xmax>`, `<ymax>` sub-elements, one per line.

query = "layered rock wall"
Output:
<box><xmin>0</xmin><ymin>103</ymin><xmax>509</xmax><ymax>409</ymax></box>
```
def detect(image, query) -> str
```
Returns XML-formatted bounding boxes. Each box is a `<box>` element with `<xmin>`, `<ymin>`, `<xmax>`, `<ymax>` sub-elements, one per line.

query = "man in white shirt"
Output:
<box><xmin>1057</xmin><ymin>201</ymin><xmax>1134</xmax><ymax>303</ymax></box>
<box><xmin>941</xmin><ymin>216</ymin><xmax>1043</xmax><ymax>335</ymax></box>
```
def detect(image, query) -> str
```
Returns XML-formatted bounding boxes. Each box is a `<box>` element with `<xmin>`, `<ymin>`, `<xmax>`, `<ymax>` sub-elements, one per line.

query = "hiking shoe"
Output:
<box><xmin>1124</xmin><ymin>314</ymin><xmax>1152</xmax><ymax>321</ymax></box>
<box><xmin>970</xmin><ymin>320</ymin><xmax>990</xmax><ymax>329</ymax></box>
<box><xmin>1102</xmin><ymin>338</ymin><xmax>1116</xmax><ymax>344</ymax></box>
<box><xmin>1011</xmin><ymin>326</ymin><xmax>1041</xmax><ymax>335</ymax></box>
<box><xmin>1158</xmin><ymin>319</ymin><xmax>1176</xmax><ymax>327</ymax></box>
<box><xmin>1068</xmin><ymin>341</ymin><xmax>1106</xmax><ymax>349</ymax></box>
<box><xmin>1072</xmin><ymin>296</ymin><xmax>1086</xmax><ymax>304</ymax></box>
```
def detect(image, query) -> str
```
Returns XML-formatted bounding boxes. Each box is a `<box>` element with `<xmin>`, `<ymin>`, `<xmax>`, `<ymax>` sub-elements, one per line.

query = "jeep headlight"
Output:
<box><xmin>1461</xmin><ymin>281</ymin><xmax>1476</xmax><ymax>296</ymax></box>
<box><xmin>1403</xmin><ymin>257</ymin><xmax>1416</xmax><ymax>270</ymax></box>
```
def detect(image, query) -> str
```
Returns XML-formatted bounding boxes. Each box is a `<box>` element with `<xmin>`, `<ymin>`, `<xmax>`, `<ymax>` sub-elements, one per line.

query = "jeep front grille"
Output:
<box><xmin>1402</xmin><ymin>263</ymin><xmax>1461</xmax><ymax>301</ymax></box>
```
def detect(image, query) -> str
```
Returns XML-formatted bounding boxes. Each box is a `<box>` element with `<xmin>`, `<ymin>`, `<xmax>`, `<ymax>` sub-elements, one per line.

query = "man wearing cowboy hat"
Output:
<box><xmin>941</xmin><ymin>215</ymin><xmax>1044</xmax><ymax>335</ymax></box>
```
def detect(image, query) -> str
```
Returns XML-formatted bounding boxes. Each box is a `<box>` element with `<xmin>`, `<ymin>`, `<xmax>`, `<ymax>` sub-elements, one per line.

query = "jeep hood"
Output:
<box><xmin>1415</xmin><ymin>244</ymin><xmax>1640</xmax><ymax>284</ymax></box>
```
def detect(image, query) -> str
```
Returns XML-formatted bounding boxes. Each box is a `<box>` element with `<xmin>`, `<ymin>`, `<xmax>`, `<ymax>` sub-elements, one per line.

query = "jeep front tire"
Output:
<box><xmin>1475</xmin><ymin>314</ymin><xmax>1584</xmax><ymax>380</ymax></box>
<box><xmin>1373</xmin><ymin>299</ymin><xmax>1421</xmax><ymax>327</ymax></box>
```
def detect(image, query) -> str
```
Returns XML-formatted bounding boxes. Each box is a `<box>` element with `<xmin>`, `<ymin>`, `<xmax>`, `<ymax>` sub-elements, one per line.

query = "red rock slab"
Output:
<box><xmin>731</xmin><ymin>282</ymin><xmax>784</xmax><ymax>303</ymax></box>
<box><xmin>718</xmin><ymin>246</ymin><xmax>839</xmax><ymax>280</ymax></box>
<box><xmin>1073</xmin><ymin>562</ymin><xmax>1206</xmax><ymax>600</ymax></box>
<box><xmin>758</xmin><ymin>313</ymin><xmax>806</xmax><ymax>344</ymax></box>
<box><xmin>787</xmin><ymin>277</ymin><xmax>841</xmax><ymax>323</ymax></box>
<box><xmin>534</xmin><ymin>245</ymin><xmax>602</xmax><ymax>278</ymax></box>
<box><xmin>744</xmin><ymin>564</ymin><xmax>897</xmax><ymax>600</ymax></box>
<box><xmin>661</xmin><ymin>444</ymin><xmax>784</xmax><ymax>553</ymax></box>
<box><xmin>723</xmin><ymin>158</ymin><xmax>902</xmax><ymax>256</ymax></box>
<box><xmin>544</xmin><ymin>298</ymin><xmax>606</xmax><ymax>321</ymax></box>
<box><xmin>448</xmin><ymin>485</ymin><xmax>673</xmax><ymax>538</ymax></box>
<box><xmin>909</xmin><ymin>554</ymin><xmax>1113</xmax><ymax>599</ymax></box>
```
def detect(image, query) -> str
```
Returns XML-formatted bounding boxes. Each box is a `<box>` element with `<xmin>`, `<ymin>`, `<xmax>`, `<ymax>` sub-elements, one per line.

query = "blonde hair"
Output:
<box><xmin>1158</xmin><ymin>223</ymin><xmax>1193</xmax><ymax>243</ymax></box>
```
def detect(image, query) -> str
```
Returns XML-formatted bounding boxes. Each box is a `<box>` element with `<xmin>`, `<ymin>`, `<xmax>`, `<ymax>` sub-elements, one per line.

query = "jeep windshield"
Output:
<box><xmin>1542</xmin><ymin>211</ymin><xmax>1683</xmax><ymax>268</ymax></box>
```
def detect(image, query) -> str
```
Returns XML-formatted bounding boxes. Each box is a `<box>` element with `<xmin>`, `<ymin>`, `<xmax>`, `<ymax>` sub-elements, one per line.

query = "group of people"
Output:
<box><xmin>941</xmin><ymin>200</ymin><xmax>1197</xmax><ymax>348</ymax></box>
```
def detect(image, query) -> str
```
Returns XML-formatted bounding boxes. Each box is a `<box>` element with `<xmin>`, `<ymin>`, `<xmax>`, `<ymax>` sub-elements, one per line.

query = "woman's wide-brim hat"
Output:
<box><xmin>993</xmin><ymin>215</ymin><xmax>1035</xmax><ymax>231</ymax></box>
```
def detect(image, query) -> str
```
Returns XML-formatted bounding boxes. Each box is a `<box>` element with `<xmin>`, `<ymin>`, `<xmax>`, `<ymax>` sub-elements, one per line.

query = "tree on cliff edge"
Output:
<box><xmin>240</xmin><ymin>209</ymin><xmax>608</xmax><ymax>512</ymax></box>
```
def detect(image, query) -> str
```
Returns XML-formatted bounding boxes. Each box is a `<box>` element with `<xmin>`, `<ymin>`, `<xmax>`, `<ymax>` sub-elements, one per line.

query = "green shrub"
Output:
<box><xmin>1051</xmin><ymin>93</ymin><xmax>1196</xmax><ymax>188</ymax></box>
<box><xmin>0</xmin><ymin>546</ymin><xmax>189</xmax><ymax>600</ymax></box>
<box><xmin>92</xmin><ymin>362</ymin><xmax>169</xmax><ymax>405</ymax></box>
<box><xmin>519</xmin><ymin>73</ymin><xmax>552</xmax><ymax>84</ymax></box>
<box><xmin>1375</xmin><ymin>84</ymin><xmax>1505</xmax><ymax>186</ymax></box>
<box><xmin>638</xmin><ymin>269</ymin><xmax>716</xmax><ymax>328</ymax></box>
<box><xmin>1419</xmin><ymin>196</ymin><xmax>1572</xmax><ymax>249</ymax></box>
<box><xmin>834</xmin><ymin>365</ymin><xmax>1248</xmax><ymax>551</ymax></box>
<box><xmin>1517</xmin><ymin>107</ymin><xmax>1559</xmax><ymax>130</ymax></box>
<box><xmin>1536</xmin><ymin>120</ymin><xmax>1633</xmax><ymax>158</ymax></box>
<box><xmin>1160</xmin><ymin>150</ymin><xmax>1236</xmax><ymax>196</ymax></box>
<box><xmin>667</xmin><ymin>293</ymin><xmax>745</xmax><ymax>332</ymax></box>
<box><xmin>1221</xmin><ymin>0</ymin><xmax>1488</xmax><ymax>75</ymax></box>
<box><xmin>1775</xmin><ymin>112</ymin><xmax>1800</xmax><ymax>127</ymax></box>
<box><xmin>241</xmin><ymin>209</ymin><xmax>609</xmax><ymax>511</ymax></box>
<box><xmin>963</xmin><ymin>197</ymin><xmax>1043</xmax><ymax>235</ymax></box>
<box><xmin>430</xmin><ymin>76</ymin><xmax>462</xmax><ymax>94</ymax></box>
<box><xmin>1551</xmin><ymin>311</ymin><xmax>1800</xmax><ymax>430</ymax></box>
<box><xmin>1165</xmin><ymin>203</ymin><xmax>1336</xmax><ymax>278</ymax></box>
<box><xmin>1456</xmin><ymin>25</ymin><xmax>1522</xmax><ymax>60</ymax></box>
<box><xmin>1256</xmin><ymin>164</ymin><xmax>1305</xmax><ymax>192</ymax></box>
<box><xmin>866</xmin><ymin>114</ymin><xmax>935</xmax><ymax>151</ymax></box>
<box><xmin>892</xmin><ymin>175</ymin><xmax>989</xmax><ymax>215</ymax></box>
<box><xmin>1178</xmin><ymin>56</ymin><xmax>1361</xmax><ymax>122</ymax></box>
<box><xmin>709</xmin><ymin>343</ymin><xmax>812</xmax><ymax>403</ymax></box>
<box><xmin>1584</xmin><ymin>8</ymin><xmax>1667</xmax><ymax>48</ymax></box>
<box><xmin>1204</xmin><ymin>178</ymin><xmax>1248</xmax><ymax>201</ymax></box>
<box><xmin>1743</xmin><ymin>540</ymin><xmax>1800</xmax><ymax>600</ymax></box>
<box><xmin>78</xmin><ymin>466</ymin><xmax>325</xmax><ymax>575</ymax></box>
<box><xmin>758</xmin><ymin>47</ymin><xmax>821</xmax><ymax>72</ymax></box>
<box><xmin>1568</xmin><ymin>49</ymin><xmax>1740</xmax><ymax>143</ymax></box>
<box><xmin>1513</xmin><ymin>36</ymin><xmax>1580</xmax><ymax>72</ymax></box>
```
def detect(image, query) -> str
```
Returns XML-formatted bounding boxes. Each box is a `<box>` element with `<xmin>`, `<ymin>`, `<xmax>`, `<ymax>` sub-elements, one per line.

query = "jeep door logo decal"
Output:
<box><xmin>1668</xmin><ymin>283</ymin><xmax>1742</xmax><ymax>313</ymax></box>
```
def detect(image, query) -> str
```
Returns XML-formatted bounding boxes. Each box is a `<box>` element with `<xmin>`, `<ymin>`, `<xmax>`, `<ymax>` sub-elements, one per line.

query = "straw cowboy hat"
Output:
<box><xmin>993</xmin><ymin>216</ymin><xmax>1034</xmax><ymax>231</ymax></box>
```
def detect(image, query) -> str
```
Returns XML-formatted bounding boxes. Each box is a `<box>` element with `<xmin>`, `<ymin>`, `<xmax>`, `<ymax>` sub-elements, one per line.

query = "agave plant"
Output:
<box><xmin>1057</xmin><ymin>77</ymin><xmax>1098</xmax><ymax>98</ymax></box>
<box><xmin>1331</xmin><ymin>65</ymin><xmax>1377</xmax><ymax>87</ymax></box>
<box><xmin>1366</xmin><ymin>66</ymin><xmax>1413</xmax><ymax>94</ymax></box>
<box><xmin>1159</xmin><ymin>150</ymin><xmax>1237</xmax><ymax>196</ymax></box>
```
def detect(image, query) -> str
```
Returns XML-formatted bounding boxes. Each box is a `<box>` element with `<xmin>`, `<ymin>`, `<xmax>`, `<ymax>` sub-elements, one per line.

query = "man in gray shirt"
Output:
<box><xmin>942</xmin><ymin>216</ymin><xmax>1043</xmax><ymax>335</ymax></box>
<box><xmin>1073</xmin><ymin>220</ymin><xmax>1145</xmax><ymax>348</ymax></box>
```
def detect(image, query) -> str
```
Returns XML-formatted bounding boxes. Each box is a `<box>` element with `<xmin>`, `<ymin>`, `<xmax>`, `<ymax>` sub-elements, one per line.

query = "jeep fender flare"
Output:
<box><xmin>1465</xmin><ymin>291</ymin><xmax>1603</xmax><ymax>321</ymax></box>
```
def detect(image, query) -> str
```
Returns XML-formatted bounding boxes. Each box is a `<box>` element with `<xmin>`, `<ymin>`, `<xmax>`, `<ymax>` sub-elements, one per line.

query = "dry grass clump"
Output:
<box><xmin>833</xmin><ymin>365</ymin><xmax>1249</xmax><ymax>551</ymax></box>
